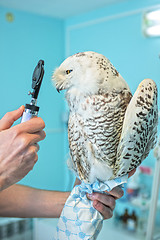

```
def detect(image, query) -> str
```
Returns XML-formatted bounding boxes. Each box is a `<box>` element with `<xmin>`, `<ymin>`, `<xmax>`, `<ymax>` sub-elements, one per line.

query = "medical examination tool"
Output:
<box><xmin>21</xmin><ymin>60</ymin><xmax>44</xmax><ymax>123</ymax></box>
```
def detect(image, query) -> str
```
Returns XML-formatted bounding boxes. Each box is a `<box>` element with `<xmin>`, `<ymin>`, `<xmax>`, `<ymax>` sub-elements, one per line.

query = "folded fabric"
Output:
<box><xmin>54</xmin><ymin>175</ymin><xmax>128</xmax><ymax>240</ymax></box>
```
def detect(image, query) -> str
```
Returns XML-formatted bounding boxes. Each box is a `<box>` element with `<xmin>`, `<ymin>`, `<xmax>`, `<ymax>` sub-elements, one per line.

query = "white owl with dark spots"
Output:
<box><xmin>53</xmin><ymin>51</ymin><xmax>158</xmax><ymax>184</ymax></box>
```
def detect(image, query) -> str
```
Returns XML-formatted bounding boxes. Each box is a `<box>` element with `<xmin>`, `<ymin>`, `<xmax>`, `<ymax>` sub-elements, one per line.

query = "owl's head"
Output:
<box><xmin>52</xmin><ymin>51</ymin><xmax>130</xmax><ymax>96</ymax></box>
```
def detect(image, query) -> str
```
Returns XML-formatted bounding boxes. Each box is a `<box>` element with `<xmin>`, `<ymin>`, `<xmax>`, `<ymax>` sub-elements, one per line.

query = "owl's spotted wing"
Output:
<box><xmin>68</xmin><ymin>90</ymin><xmax>132</xmax><ymax>183</ymax></box>
<box><xmin>68</xmin><ymin>114</ymin><xmax>91</xmax><ymax>181</ymax></box>
<box><xmin>115</xmin><ymin>79</ymin><xmax>158</xmax><ymax>178</ymax></box>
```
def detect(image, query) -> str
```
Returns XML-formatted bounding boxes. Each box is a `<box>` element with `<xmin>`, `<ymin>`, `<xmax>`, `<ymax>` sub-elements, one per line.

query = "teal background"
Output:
<box><xmin>0</xmin><ymin>7</ymin><xmax>67</xmax><ymax>191</ymax></box>
<box><xmin>0</xmin><ymin>0</ymin><xmax>160</xmax><ymax>201</ymax></box>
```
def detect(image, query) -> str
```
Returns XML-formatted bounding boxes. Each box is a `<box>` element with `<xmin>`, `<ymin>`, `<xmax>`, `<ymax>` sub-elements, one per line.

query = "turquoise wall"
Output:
<box><xmin>0</xmin><ymin>6</ymin><xmax>67</xmax><ymax>191</ymax></box>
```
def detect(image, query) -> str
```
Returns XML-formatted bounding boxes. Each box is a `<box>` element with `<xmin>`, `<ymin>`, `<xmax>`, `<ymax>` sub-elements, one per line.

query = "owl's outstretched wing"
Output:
<box><xmin>115</xmin><ymin>79</ymin><xmax>158</xmax><ymax>178</ymax></box>
<box><xmin>68</xmin><ymin>90</ymin><xmax>132</xmax><ymax>183</ymax></box>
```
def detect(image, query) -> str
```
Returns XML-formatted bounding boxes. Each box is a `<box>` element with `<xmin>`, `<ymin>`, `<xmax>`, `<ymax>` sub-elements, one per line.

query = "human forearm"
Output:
<box><xmin>0</xmin><ymin>184</ymin><xmax>70</xmax><ymax>218</ymax></box>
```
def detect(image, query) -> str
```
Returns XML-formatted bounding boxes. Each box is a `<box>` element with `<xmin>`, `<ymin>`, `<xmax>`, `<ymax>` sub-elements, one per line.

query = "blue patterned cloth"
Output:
<box><xmin>54</xmin><ymin>175</ymin><xmax>128</xmax><ymax>240</ymax></box>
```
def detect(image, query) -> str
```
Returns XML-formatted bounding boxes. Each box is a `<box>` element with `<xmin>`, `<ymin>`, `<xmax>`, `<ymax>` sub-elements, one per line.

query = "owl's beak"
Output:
<box><xmin>56</xmin><ymin>88</ymin><xmax>61</xmax><ymax>93</ymax></box>
<box><xmin>55</xmin><ymin>82</ymin><xmax>63</xmax><ymax>93</ymax></box>
<box><xmin>55</xmin><ymin>81</ymin><xmax>67</xmax><ymax>92</ymax></box>
<box><xmin>56</xmin><ymin>85</ymin><xmax>64</xmax><ymax>92</ymax></box>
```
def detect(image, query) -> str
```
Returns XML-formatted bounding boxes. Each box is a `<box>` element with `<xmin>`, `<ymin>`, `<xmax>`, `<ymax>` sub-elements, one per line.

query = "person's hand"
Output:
<box><xmin>74</xmin><ymin>168</ymin><xmax>136</xmax><ymax>220</ymax></box>
<box><xmin>87</xmin><ymin>186</ymin><xmax>123</xmax><ymax>219</ymax></box>
<box><xmin>87</xmin><ymin>168</ymin><xmax>136</xmax><ymax>219</ymax></box>
<box><xmin>0</xmin><ymin>106</ymin><xmax>46</xmax><ymax>191</ymax></box>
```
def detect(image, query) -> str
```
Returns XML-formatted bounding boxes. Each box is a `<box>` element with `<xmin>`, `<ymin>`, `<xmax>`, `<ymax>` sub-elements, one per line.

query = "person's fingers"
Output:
<box><xmin>107</xmin><ymin>186</ymin><xmax>124</xmax><ymax>199</ymax></box>
<box><xmin>87</xmin><ymin>192</ymin><xmax>116</xmax><ymax>210</ymax></box>
<box><xmin>0</xmin><ymin>106</ymin><xmax>25</xmax><ymax>131</ymax></box>
<box><xmin>12</xmin><ymin>117</ymin><xmax>45</xmax><ymax>134</ymax></box>
<box><xmin>26</xmin><ymin>145</ymin><xmax>39</xmax><ymax>164</ymax></box>
<box><xmin>28</xmin><ymin>130</ymin><xmax>46</xmax><ymax>145</ymax></box>
<box><xmin>128</xmin><ymin>168</ymin><xmax>136</xmax><ymax>178</ymax></box>
<box><xmin>15</xmin><ymin>131</ymin><xmax>46</xmax><ymax>151</ymax></box>
<box><xmin>33</xmin><ymin>143</ymin><xmax>40</xmax><ymax>152</ymax></box>
<box><xmin>92</xmin><ymin>200</ymin><xmax>113</xmax><ymax>219</ymax></box>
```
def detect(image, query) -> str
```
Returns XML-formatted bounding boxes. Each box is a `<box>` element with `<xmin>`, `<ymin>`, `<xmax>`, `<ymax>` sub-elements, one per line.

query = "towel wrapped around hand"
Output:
<box><xmin>55</xmin><ymin>175</ymin><xmax>128</xmax><ymax>240</ymax></box>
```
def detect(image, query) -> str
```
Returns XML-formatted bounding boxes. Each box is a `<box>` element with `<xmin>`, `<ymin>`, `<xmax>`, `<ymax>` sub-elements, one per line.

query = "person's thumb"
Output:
<box><xmin>0</xmin><ymin>105</ymin><xmax>25</xmax><ymax>131</ymax></box>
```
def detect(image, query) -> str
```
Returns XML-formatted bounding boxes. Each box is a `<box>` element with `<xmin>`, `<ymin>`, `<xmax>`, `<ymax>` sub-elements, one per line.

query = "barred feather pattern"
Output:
<box><xmin>68</xmin><ymin>90</ymin><xmax>132</xmax><ymax>183</ymax></box>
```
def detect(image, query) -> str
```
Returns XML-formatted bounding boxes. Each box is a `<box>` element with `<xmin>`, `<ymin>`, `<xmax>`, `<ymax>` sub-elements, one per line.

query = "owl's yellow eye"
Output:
<box><xmin>66</xmin><ymin>70</ymin><xmax>73</xmax><ymax>74</ymax></box>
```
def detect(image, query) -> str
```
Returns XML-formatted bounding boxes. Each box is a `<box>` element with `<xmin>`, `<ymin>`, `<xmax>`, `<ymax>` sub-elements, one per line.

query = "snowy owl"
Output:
<box><xmin>53</xmin><ymin>51</ymin><xmax>158</xmax><ymax>184</ymax></box>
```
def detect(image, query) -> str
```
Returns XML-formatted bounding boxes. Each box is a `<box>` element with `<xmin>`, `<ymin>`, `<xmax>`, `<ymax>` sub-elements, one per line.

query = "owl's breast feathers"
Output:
<box><xmin>68</xmin><ymin>89</ymin><xmax>132</xmax><ymax>183</ymax></box>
